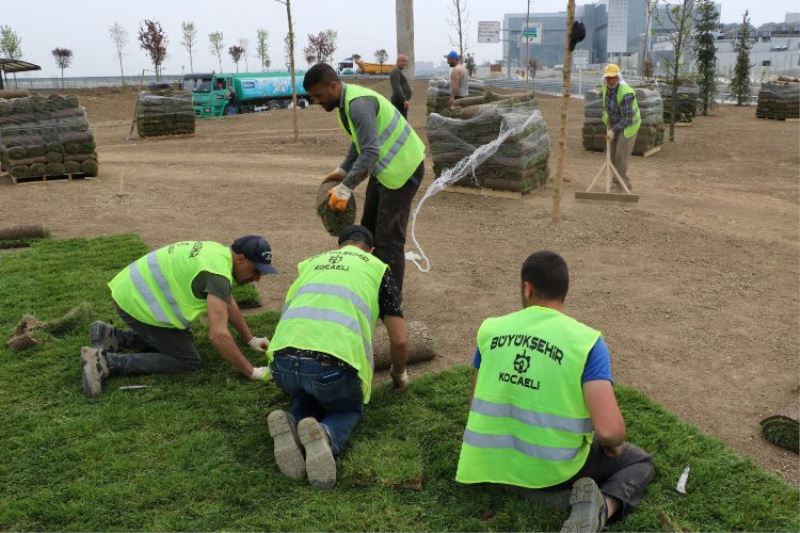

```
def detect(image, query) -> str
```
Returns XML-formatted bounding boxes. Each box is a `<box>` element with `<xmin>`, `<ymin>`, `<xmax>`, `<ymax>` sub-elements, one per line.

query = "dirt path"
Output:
<box><xmin>1</xmin><ymin>80</ymin><xmax>798</xmax><ymax>484</ymax></box>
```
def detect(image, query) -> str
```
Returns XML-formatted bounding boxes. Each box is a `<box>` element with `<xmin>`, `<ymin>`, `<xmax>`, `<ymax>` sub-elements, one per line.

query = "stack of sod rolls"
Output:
<box><xmin>427</xmin><ymin>93</ymin><xmax>550</xmax><ymax>193</ymax></box>
<box><xmin>0</xmin><ymin>94</ymin><xmax>98</xmax><ymax>179</ymax></box>
<box><xmin>136</xmin><ymin>87</ymin><xmax>195</xmax><ymax>138</ymax></box>
<box><xmin>582</xmin><ymin>87</ymin><xmax>664</xmax><ymax>155</ymax></box>
<box><xmin>426</xmin><ymin>78</ymin><xmax>486</xmax><ymax>115</ymax></box>
<box><xmin>756</xmin><ymin>80</ymin><xmax>800</xmax><ymax>120</ymax></box>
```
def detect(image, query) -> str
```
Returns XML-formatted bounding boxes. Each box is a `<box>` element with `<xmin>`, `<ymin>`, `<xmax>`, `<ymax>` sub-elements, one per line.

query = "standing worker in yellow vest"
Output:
<box><xmin>456</xmin><ymin>251</ymin><xmax>654</xmax><ymax>532</ymax></box>
<box><xmin>303</xmin><ymin>63</ymin><xmax>426</xmax><ymax>301</ymax></box>
<box><xmin>80</xmin><ymin>236</ymin><xmax>277</xmax><ymax>398</ymax></box>
<box><xmin>602</xmin><ymin>64</ymin><xmax>641</xmax><ymax>192</ymax></box>
<box><xmin>265</xmin><ymin>225</ymin><xmax>409</xmax><ymax>490</ymax></box>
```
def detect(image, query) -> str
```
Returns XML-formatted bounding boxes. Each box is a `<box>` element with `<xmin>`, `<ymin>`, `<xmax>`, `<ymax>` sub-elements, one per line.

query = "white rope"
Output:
<box><xmin>405</xmin><ymin>109</ymin><xmax>543</xmax><ymax>273</ymax></box>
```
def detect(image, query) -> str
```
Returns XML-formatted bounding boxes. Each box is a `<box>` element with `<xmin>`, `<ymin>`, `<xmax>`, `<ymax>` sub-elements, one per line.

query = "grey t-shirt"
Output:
<box><xmin>191</xmin><ymin>271</ymin><xmax>232</xmax><ymax>301</ymax></box>
<box><xmin>338</xmin><ymin>83</ymin><xmax>381</xmax><ymax>189</ymax></box>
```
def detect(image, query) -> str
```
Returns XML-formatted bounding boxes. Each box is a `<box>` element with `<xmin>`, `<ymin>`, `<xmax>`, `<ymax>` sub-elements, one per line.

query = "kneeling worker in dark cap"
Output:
<box><xmin>80</xmin><ymin>236</ymin><xmax>278</xmax><ymax>398</ymax></box>
<box><xmin>265</xmin><ymin>225</ymin><xmax>409</xmax><ymax>490</ymax></box>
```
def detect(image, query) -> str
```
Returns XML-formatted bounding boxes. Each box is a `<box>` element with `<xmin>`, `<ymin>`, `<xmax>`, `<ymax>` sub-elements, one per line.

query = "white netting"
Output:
<box><xmin>406</xmin><ymin>107</ymin><xmax>547</xmax><ymax>273</ymax></box>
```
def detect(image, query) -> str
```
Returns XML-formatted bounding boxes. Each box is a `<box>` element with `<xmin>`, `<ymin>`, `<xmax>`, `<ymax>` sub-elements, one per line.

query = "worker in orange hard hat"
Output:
<box><xmin>601</xmin><ymin>64</ymin><xmax>641</xmax><ymax>192</ymax></box>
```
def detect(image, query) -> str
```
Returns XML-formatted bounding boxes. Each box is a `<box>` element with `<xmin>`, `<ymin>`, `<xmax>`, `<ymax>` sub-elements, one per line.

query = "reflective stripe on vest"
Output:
<box><xmin>338</xmin><ymin>83</ymin><xmax>425</xmax><ymax>190</ymax></box>
<box><xmin>280</xmin><ymin>305</ymin><xmax>374</xmax><ymax>370</ymax></box>
<box><xmin>470</xmin><ymin>398</ymin><xmax>593</xmax><ymax>434</ymax></box>
<box><xmin>129</xmin><ymin>253</ymin><xmax>191</xmax><ymax>328</ymax></box>
<box><xmin>463</xmin><ymin>429</ymin><xmax>582</xmax><ymax>461</ymax></box>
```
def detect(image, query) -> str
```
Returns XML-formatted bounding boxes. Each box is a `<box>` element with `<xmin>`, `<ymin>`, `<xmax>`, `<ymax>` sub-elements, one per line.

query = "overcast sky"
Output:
<box><xmin>2</xmin><ymin>0</ymin><xmax>797</xmax><ymax>78</ymax></box>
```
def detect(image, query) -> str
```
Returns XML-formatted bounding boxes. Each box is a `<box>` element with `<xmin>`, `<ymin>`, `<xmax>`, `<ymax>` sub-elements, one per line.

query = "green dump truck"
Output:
<box><xmin>184</xmin><ymin>72</ymin><xmax>310</xmax><ymax>118</ymax></box>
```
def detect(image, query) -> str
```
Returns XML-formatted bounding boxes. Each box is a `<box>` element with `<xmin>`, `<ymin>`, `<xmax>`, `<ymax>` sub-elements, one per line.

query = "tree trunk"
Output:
<box><xmin>189</xmin><ymin>51</ymin><xmax>194</xmax><ymax>74</ymax></box>
<box><xmin>553</xmin><ymin>0</ymin><xmax>576</xmax><ymax>224</ymax></box>
<box><xmin>60</xmin><ymin>68</ymin><xmax>65</xmax><ymax>89</ymax></box>
<box><xmin>118</xmin><ymin>53</ymin><xmax>125</xmax><ymax>86</ymax></box>
<box><xmin>286</xmin><ymin>0</ymin><xmax>299</xmax><ymax>143</ymax></box>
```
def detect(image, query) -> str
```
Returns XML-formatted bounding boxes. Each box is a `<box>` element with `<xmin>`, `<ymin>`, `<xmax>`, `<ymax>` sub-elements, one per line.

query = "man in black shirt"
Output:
<box><xmin>389</xmin><ymin>54</ymin><xmax>413</xmax><ymax>118</ymax></box>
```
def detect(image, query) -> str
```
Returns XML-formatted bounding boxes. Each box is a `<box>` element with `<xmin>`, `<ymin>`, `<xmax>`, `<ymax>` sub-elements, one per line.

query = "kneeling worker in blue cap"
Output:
<box><xmin>265</xmin><ymin>225</ymin><xmax>409</xmax><ymax>490</ymax></box>
<box><xmin>80</xmin><ymin>236</ymin><xmax>278</xmax><ymax>398</ymax></box>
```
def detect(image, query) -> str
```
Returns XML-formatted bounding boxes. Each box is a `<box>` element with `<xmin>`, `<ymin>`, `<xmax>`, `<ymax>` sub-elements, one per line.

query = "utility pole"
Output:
<box><xmin>524</xmin><ymin>0</ymin><xmax>531</xmax><ymax>86</ymax></box>
<box><xmin>396</xmin><ymin>0</ymin><xmax>415</xmax><ymax>79</ymax></box>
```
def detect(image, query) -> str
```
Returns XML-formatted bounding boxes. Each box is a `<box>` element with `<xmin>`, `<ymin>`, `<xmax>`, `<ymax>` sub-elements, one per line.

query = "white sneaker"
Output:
<box><xmin>80</xmin><ymin>346</ymin><xmax>108</xmax><ymax>398</ymax></box>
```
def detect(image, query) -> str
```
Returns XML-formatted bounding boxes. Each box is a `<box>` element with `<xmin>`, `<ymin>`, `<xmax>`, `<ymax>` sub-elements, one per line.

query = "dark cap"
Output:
<box><xmin>231</xmin><ymin>235</ymin><xmax>277</xmax><ymax>274</ymax></box>
<box><xmin>338</xmin><ymin>225</ymin><xmax>374</xmax><ymax>248</ymax></box>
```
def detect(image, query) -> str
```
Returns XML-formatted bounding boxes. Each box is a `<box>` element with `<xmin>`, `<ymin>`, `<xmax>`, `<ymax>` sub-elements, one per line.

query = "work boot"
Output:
<box><xmin>89</xmin><ymin>321</ymin><xmax>121</xmax><ymax>352</ymax></box>
<box><xmin>80</xmin><ymin>346</ymin><xmax>109</xmax><ymax>399</ymax></box>
<box><xmin>267</xmin><ymin>410</ymin><xmax>306</xmax><ymax>480</ymax></box>
<box><xmin>560</xmin><ymin>477</ymin><xmax>607</xmax><ymax>532</ymax></box>
<box><xmin>297</xmin><ymin>417</ymin><xmax>336</xmax><ymax>490</ymax></box>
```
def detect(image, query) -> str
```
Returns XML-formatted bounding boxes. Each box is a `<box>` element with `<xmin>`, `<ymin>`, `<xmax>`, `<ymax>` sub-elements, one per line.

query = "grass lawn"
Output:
<box><xmin>0</xmin><ymin>235</ymin><xmax>797</xmax><ymax>531</ymax></box>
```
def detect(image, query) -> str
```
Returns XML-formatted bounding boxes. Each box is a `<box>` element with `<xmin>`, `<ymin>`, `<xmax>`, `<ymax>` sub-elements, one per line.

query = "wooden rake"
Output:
<box><xmin>575</xmin><ymin>137</ymin><xmax>639</xmax><ymax>203</ymax></box>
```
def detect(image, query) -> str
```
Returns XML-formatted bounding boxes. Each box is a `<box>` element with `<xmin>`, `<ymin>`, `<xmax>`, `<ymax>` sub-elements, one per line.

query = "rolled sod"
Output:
<box><xmin>316</xmin><ymin>179</ymin><xmax>356</xmax><ymax>237</ymax></box>
<box><xmin>372</xmin><ymin>321</ymin><xmax>437</xmax><ymax>371</ymax></box>
<box><xmin>760</xmin><ymin>402</ymin><xmax>799</xmax><ymax>454</ymax></box>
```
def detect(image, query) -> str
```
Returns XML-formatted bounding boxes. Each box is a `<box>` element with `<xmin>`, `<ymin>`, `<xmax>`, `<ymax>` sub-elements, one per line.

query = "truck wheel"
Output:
<box><xmin>267</xmin><ymin>101</ymin><xmax>283</xmax><ymax>111</ymax></box>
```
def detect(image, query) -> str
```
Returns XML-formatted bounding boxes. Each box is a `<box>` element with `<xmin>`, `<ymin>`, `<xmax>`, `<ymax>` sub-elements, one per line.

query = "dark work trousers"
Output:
<box><xmin>360</xmin><ymin>161</ymin><xmax>424</xmax><ymax>301</ymax></box>
<box><xmin>545</xmin><ymin>440</ymin><xmax>654</xmax><ymax>520</ymax></box>
<box><xmin>104</xmin><ymin>304</ymin><xmax>202</xmax><ymax>375</ymax></box>
<box><xmin>391</xmin><ymin>99</ymin><xmax>408</xmax><ymax>119</ymax></box>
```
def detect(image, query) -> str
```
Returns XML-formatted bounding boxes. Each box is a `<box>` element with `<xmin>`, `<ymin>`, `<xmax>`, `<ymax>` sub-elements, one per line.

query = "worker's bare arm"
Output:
<box><xmin>583</xmin><ymin>379</ymin><xmax>626</xmax><ymax>455</ymax></box>
<box><xmin>207</xmin><ymin>294</ymin><xmax>255</xmax><ymax>377</ymax></box>
<box><xmin>226</xmin><ymin>296</ymin><xmax>254</xmax><ymax>342</ymax></box>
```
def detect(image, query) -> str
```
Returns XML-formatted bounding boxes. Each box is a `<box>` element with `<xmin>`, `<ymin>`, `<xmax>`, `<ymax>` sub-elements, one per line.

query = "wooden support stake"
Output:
<box><xmin>126</xmin><ymin>69</ymin><xmax>146</xmax><ymax>141</ymax></box>
<box><xmin>552</xmin><ymin>0</ymin><xmax>576</xmax><ymax>223</ymax></box>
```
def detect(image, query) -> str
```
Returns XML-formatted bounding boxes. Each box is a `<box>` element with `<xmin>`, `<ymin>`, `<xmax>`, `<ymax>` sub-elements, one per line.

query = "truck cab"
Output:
<box><xmin>185</xmin><ymin>73</ymin><xmax>234</xmax><ymax>118</ymax></box>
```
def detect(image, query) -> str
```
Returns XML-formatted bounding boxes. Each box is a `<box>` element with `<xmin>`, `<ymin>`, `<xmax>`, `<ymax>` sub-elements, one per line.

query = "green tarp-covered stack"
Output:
<box><xmin>756</xmin><ymin>80</ymin><xmax>800</xmax><ymax>120</ymax></box>
<box><xmin>660</xmin><ymin>84</ymin><xmax>699</xmax><ymax>123</ymax></box>
<box><xmin>136</xmin><ymin>88</ymin><xmax>195</xmax><ymax>138</ymax></box>
<box><xmin>428</xmin><ymin>94</ymin><xmax>550</xmax><ymax>193</ymax></box>
<box><xmin>582</xmin><ymin>87</ymin><xmax>664</xmax><ymax>155</ymax></box>
<box><xmin>426</xmin><ymin>78</ymin><xmax>486</xmax><ymax>115</ymax></box>
<box><xmin>0</xmin><ymin>94</ymin><xmax>98</xmax><ymax>180</ymax></box>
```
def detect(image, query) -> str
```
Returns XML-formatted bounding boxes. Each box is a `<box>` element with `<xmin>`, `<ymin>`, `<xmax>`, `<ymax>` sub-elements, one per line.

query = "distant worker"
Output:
<box><xmin>265</xmin><ymin>225</ymin><xmax>409</xmax><ymax>490</ymax></box>
<box><xmin>80</xmin><ymin>236</ymin><xmax>277</xmax><ymax>398</ymax></box>
<box><xmin>389</xmin><ymin>54</ymin><xmax>413</xmax><ymax>119</ymax></box>
<box><xmin>456</xmin><ymin>251</ymin><xmax>654</xmax><ymax>532</ymax></box>
<box><xmin>303</xmin><ymin>62</ymin><xmax>426</xmax><ymax>300</ymax></box>
<box><xmin>227</xmin><ymin>86</ymin><xmax>239</xmax><ymax>115</ymax></box>
<box><xmin>602</xmin><ymin>64</ymin><xmax>640</xmax><ymax>192</ymax></box>
<box><xmin>445</xmin><ymin>50</ymin><xmax>468</xmax><ymax>109</ymax></box>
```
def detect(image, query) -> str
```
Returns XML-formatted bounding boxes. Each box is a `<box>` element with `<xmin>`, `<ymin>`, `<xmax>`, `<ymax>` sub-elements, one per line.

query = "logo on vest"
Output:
<box><xmin>498</xmin><ymin>349</ymin><xmax>540</xmax><ymax>391</ymax></box>
<box><xmin>314</xmin><ymin>253</ymin><xmax>350</xmax><ymax>272</ymax></box>
<box><xmin>514</xmin><ymin>351</ymin><xmax>531</xmax><ymax>373</ymax></box>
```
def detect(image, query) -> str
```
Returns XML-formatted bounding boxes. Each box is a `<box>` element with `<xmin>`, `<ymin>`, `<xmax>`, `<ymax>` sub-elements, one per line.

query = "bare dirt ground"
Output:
<box><xmin>2</xmin><ymin>80</ymin><xmax>798</xmax><ymax>484</ymax></box>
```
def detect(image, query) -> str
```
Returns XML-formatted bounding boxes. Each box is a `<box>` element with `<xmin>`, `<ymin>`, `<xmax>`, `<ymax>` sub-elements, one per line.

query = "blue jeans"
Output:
<box><xmin>270</xmin><ymin>352</ymin><xmax>363</xmax><ymax>455</ymax></box>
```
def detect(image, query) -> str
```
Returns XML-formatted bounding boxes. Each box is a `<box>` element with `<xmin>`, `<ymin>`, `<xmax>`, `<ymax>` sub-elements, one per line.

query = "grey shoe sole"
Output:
<box><xmin>560</xmin><ymin>477</ymin><xmax>606</xmax><ymax>532</ymax></box>
<box><xmin>80</xmin><ymin>347</ymin><xmax>102</xmax><ymax>398</ymax></box>
<box><xmin>298</xmin><ymin>417</ymin><xmax>336</xmax><ymax>490</ymax></box>
<box><xmin>89</xmin><ymin>321</ymin><xmax>119</xmax><ymax>352</ymax></box>
<box><xmin>267</xmin><ymin>410</ymin><xmax>306</xmax><ymax>480</ymax></box>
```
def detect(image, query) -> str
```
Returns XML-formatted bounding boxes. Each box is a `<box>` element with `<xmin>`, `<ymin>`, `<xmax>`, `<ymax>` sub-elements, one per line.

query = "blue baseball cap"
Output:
<box><xmin>232</xmin><ymin>235</ymin><xmax>277</xmax><ymax>274</ymax></box>
<box><xmin>444</xmin><ymin>51</ymin><xmax>460</xmax><ymax>60</ymax></box>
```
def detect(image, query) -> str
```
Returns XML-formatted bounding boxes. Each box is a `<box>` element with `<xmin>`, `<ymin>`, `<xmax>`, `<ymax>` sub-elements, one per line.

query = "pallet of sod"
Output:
<box><xmin>136</xmin><ymin>91</ymin><xmax>195</xmax><ymax>138</ymax></box>
<box><xmin>0</xmin><ymin>94</ymin><xmax>98</xmax><ymax>181</ymax></box>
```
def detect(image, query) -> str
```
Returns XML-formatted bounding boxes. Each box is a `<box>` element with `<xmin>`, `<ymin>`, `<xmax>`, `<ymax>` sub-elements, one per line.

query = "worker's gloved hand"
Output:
<box><xmin>248</xmin><ymin>336</ymin><xmax>270</xmax><ymax>352</ymax></box>
<box><xmin>390</xmin><ymin>366</ymin><xmax>410</xmax><ymax>391</ymax></box>
<box><xmin>327</xmin><ymin>183</ymin><xmax>353</xmax><ymax>212</ymax></box>
<box><xmin>321</xmin><ymin>168</ymin><xmax>346</xmax><ymax>184</ymax></box>
<box><xmin>250</xmin><ymin>366</ymin><xmax>272</xmax><ymax>381</ymax></box>
<box><xmin>606</xmin><ymin>129</ymin><xmax>615</xmax><ymax>142</ymax></box>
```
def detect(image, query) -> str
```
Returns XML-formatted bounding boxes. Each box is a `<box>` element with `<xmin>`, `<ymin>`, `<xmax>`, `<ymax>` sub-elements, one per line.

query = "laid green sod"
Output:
<box><xmin>1</xmin><ymin>236</ymin><xmax>797</xmax><ymax>531</ymax></box>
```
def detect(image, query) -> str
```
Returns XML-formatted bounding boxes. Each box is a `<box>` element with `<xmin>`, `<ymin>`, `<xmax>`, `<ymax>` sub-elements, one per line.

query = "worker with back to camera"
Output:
<box><xmin>456</xmin><ymin>250</ymin><xmax>654</xmax><ymax>532</ymax></box>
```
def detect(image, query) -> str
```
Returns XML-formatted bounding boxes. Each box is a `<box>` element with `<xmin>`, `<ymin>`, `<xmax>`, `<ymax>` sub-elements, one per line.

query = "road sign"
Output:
<box><xmin>521</xmin><ymin>23</ymin><xmax>543</xmax><ymax>44</ymax></box>
<box><xmin>478</xmin><ymin>21</ymin><xmax>501</xmax><ymax>43</ymax></box>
